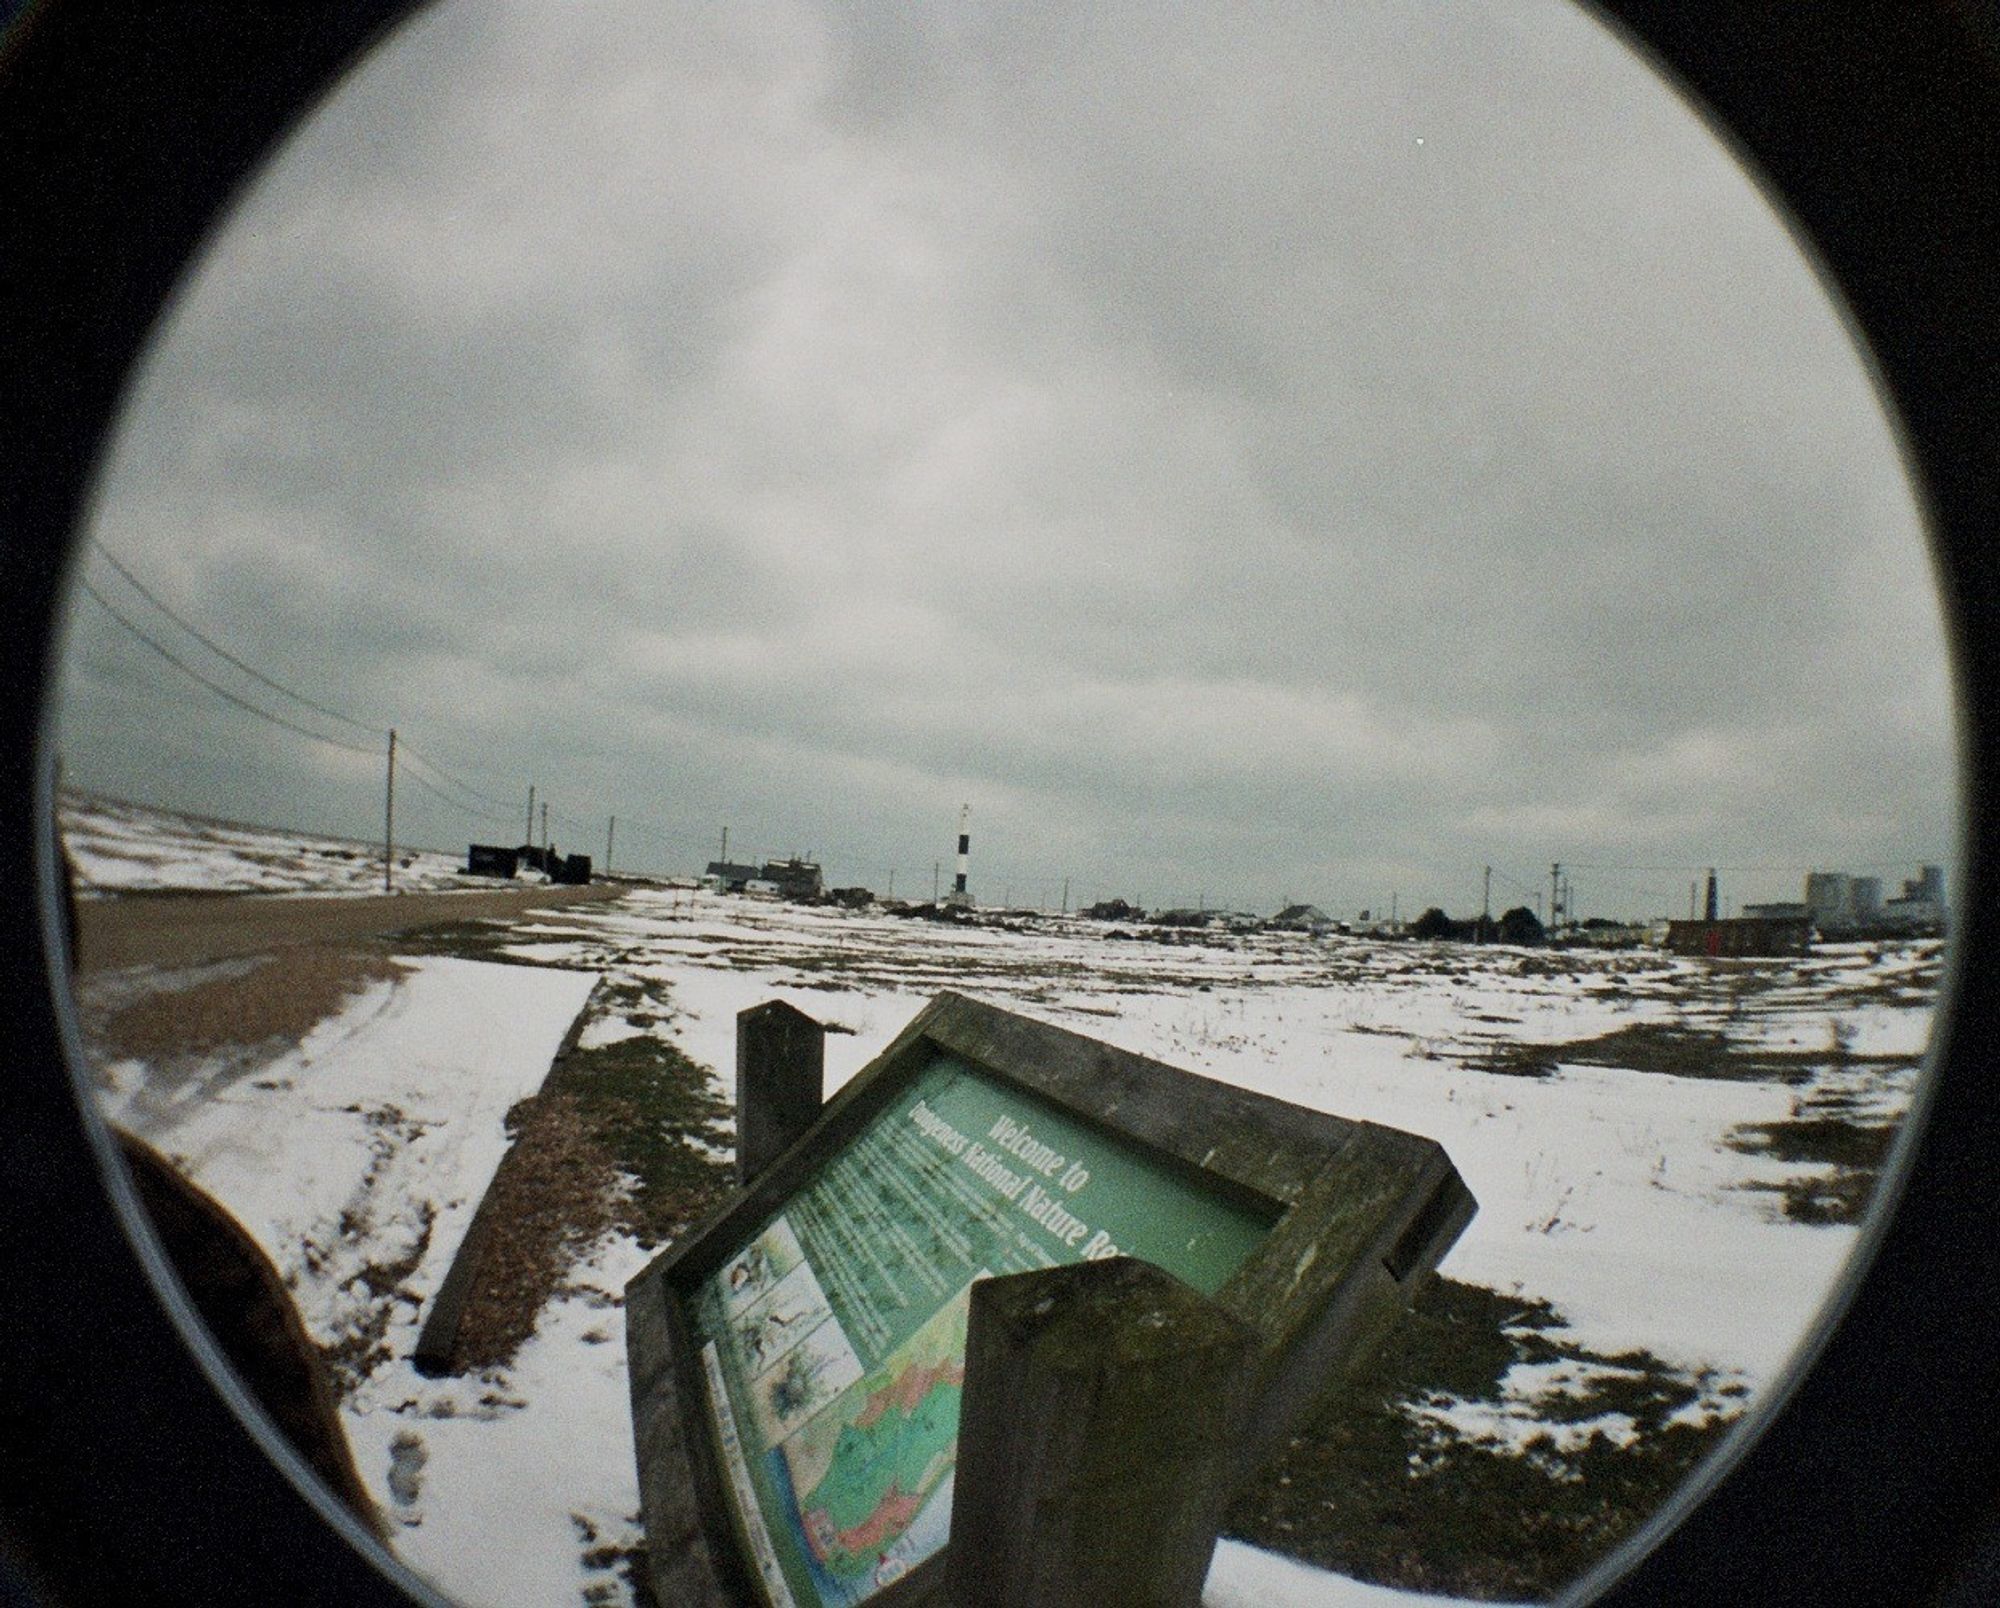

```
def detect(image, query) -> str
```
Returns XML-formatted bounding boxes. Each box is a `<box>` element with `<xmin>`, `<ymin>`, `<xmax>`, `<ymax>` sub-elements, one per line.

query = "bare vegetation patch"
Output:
<box><xmin>1726</xmin><ymin>1111</ymin><xmax>1901</xmax><ymax>1225</ymax></box>
<box><xmin>90</xmin><ymin>945</ymin><xmax>410</xmax><ymax>1064</ymax></box>
<box><xmin>1227</xmin><ymin>1277</ymin><xmax>1741</xmax><ymax>1600</ymax></box>
<box><xmin>1458</xmin><ymin>1019</ymin><xmax>1921</xmax><ymax>1085</ymax></box>
<box><xmin>451</xmin><ymin>1091</ymin><xmax>626</xmax><ymax>1373</ymax></box>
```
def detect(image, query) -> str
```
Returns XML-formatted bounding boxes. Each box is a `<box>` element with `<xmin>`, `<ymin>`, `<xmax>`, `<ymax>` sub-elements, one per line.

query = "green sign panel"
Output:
<box><xmin>688</xmin><ymin>1052</ymin><xmax>1273</xmax><ymax>1608</ymax></box>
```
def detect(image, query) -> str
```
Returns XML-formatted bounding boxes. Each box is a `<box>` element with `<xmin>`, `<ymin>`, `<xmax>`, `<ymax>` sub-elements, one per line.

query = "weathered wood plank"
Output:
<box><xmin>736</xmin><ymin>1000</ymin><xmax>826</xmax><ymax>1188</ymax></box>
<box><xmin>947</xmin><ymin>1259</ymin><xmax>1255</xmax><ymax>1608</ymax></box>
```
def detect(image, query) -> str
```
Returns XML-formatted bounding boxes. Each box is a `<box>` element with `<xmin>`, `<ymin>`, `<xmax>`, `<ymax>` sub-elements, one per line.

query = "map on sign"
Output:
<box><xmin>689</xmin><ymin>1052</ymin><xmax>1275</xmax><ymax>1608</ymax></box>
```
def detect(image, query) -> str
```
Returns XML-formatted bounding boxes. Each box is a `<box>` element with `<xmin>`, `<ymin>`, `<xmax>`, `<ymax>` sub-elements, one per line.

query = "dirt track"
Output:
<box><xmin>72</xmin><ymin>883</ymin><xmax>620</xmax><ymax>973</ymax></box>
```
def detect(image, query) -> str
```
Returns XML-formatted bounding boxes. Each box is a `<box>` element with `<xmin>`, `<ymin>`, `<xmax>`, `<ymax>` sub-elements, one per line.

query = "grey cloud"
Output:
<box><xmin>57</xmin><ymin>0</ymin><xmax>1958</xmax><ymax>918</ymax></box>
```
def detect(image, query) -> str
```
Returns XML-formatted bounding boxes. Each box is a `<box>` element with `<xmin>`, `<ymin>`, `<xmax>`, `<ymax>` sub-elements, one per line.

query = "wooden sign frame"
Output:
<box><xmin>626</xmin><ymin>990</ymin><xmax>1474</xmax><ymax>1608</ymax></box>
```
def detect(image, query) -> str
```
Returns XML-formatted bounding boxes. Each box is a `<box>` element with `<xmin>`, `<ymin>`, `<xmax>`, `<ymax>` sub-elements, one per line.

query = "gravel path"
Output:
<box><xmin>72</xmin><ymin>883</ymin><xmax>620</xmax><ymax>972</ymax></box>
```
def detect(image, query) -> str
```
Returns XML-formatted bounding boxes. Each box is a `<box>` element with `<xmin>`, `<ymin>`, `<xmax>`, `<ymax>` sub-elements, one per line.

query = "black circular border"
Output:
<box><xmin>2</xmin><ymin>3</ymin><xmax>1993</xmax><ymax>1603</ymax></box>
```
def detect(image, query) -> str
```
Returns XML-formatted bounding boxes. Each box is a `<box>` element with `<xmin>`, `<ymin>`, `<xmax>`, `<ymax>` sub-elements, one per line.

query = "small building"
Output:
<box><xmin>466</xmin><ymin>844</ymin><xmax>519</xmax><ymax>878</ymax></box>
<box><xmin>759</xmin><ymin>857</ymin><xmax>824</xmax><ymax>901</ymax></box>
<box><xmin>1271</xmin><ymin>904</ymin><xmax>1333</xmax><ymax>933</ymax></box>
<box><xmin>1665</xmin><ymin>916</ymin><xmax>1811</xmax><ymax>958</ymax></box>
<box><xmin>703</xmin><ymin>860</ymin><xmax>762</xmax><ymax>893</ymax></box>
<box><xmin>551</xmin><ymin>852</ymin><xmax>592</xmax><ymax>886</ymax></box>
<box><xmin>1150</xmin><ymin>908</ymin><xmax>1221</xmax><ymax>929</ymax></box>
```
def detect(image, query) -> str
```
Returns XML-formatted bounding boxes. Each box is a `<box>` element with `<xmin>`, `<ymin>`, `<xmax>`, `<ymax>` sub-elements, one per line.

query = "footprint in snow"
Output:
<box><xmin>387</xmin><ymin>1429</ymin><xmax>427</xmax><ymax>1526</ymax></box>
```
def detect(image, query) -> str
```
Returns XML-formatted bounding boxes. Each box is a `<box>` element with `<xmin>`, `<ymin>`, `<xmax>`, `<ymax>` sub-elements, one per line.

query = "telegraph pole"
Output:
<box><xmin>541</xmin><ymin>801</ymin><xmax>550</xmax><ymax>857</ymax></box>
<box><xmin>1482</xmin><ymin>866</ymin><xmax>1492</xmax><ymax>939</ymax></box>
<box><xmin>934</xmin><ymin>861</ymin><xmax>941</xmax><ymax>903</ymax></box>
<box><xmin>1062</xmin><ymin>876</ymin><xmax>1070</xmax><ymax>916</ymax></box>
<box><xmin>384</xmin><ymin>729</ymin><xmax>397</xmax><ymax>893</ymax></box>
<box><xmin>1550</xmin><ymin>863</ymin><xmax>1562</xmax><ymax>938</ymax></box>
<box><xmin>526</xmin><ymin>783</ymin><xmax>535</xmax><ymax>846</ymax></box>
<box><xmin>606</xmin><ymin>816</ymin><xmax>616</xmax><ymax>876</ymax></box>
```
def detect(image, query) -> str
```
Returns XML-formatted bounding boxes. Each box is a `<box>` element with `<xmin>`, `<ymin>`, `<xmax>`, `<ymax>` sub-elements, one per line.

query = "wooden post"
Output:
<box><xmin>947</xmin><ymin>1257</ymin><xmax>1256</xmax><ymax>1608</ymax></box>
<box><xmin>734</xmin><ymin>1001</ymin><xmax>824</xmax><ymax>1187</ymax></box>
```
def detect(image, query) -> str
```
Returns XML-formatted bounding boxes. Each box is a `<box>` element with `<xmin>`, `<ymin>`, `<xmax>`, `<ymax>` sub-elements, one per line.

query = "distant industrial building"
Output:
<box><xmin>1805</xmin><ymin>872</ymin><xmax>1882</xmax><ymax>933</ymax></box>
<box><xmin>1881</xmin><ymin>864</ymin><xmax>1947</xmax><ymax>933</ymax></box>
<box><xmin>1804</xmin><ymin>865</ymin><xmax>1944</xmax><ymax>936</ymax></box>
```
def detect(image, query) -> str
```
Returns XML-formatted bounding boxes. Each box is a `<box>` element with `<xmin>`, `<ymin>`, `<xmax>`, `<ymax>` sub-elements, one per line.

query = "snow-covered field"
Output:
<box><xmin>69</xmin><ymin>800</ymin><xmax>1941</xmax><ymax>1608</ymax></box>
<box><xmin>60</xmin><ymin>790</ymin><xmax>511</xmax><ymax>896</ymax></box>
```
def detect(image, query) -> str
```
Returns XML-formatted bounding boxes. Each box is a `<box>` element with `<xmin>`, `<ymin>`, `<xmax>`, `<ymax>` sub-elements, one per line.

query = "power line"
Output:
<box><xmin>397</xmin><ymin>764</ymin><xmax>518</xmax><ymax>826</ymax></box>
<box><xmin>88</xmin><ymin>544</ymin><xmax>543</xmax><ymax>826</ymax></box>
<box><xmin>396</xmin><ymin>741</ymin><xmax>521</xmax><ymax>815</ymax></box>
<box><xmin>90</xmin><ymin>541</ymin><xmax>383</xmax><ymax>737</ymax></box>
<box><xmin>79</xmin><ymin>579</ymin><xmax>381</xmax><ymax>757</ymax></box>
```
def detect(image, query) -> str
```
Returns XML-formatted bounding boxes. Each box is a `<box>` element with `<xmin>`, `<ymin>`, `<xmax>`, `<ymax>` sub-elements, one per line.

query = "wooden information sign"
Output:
<box><xmin>626</xmin><ymin>992</ymin><xmax>1474</xmax><ymax>1608</ymax></box>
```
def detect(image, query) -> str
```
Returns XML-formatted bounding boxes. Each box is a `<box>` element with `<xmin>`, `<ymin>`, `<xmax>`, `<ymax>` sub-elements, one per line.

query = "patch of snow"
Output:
<box><xmin>59</xmin><ymin>791</ymin><xmax>524</xmax><ymax>897</ymax></box>
<box><xmin>1206</xmin><ymin>1541</ymin><xmax>1523</xmax><ymax>1608</ymax></box>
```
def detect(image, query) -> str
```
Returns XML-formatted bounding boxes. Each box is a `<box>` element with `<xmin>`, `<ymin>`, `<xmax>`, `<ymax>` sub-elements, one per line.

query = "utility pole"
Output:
<box><xmin>384</xmin><ymin>728</ymin><xmax>397</xmax><ymax>893</ymax></box>
<box><xmin>1062</xmin><ymin>876</ymin><xmax>1070</xmax><ymax>916</ymax></box>
<box><xmin>542</xmin><ymin>801</ymin><xmax>550</xmax><ymax>858</ymax></box>
<box><xmin>606</xmin><ymin>816</ymin><xmax>615</xmax><ymax>876</ymax></box>
<box><xmin>526</xmin><ymin>783</ymin><xmax>535</xmax><ymax>846</ymax></box>
<box><xmin>934</xmin><ymin>861</ymin><xmax>941</xmax><ymax>903</ymax></box>
<box><xmin>1482</xmin><ymin>866</ymin><xmax>1492</xmax><ymax>940</ymax></box>
<box><xmin>1550</xmin><ymin>863</ymin><xmax>1562</xmax><ymax>938</ymax></box>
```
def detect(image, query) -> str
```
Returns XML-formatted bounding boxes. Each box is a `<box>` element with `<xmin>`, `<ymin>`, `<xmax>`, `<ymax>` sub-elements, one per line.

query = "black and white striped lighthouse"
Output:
<box><xmin>945</xmin><ymin>804</ymin><xmax>972</xmax><ymax>908</ymax></box>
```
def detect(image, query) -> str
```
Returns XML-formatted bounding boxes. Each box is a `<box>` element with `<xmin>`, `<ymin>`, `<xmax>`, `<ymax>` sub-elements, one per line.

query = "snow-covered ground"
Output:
<box><xmin>60</xmin><ymin>790</ymin><xmax>516</xmax><ymax>896</ymax></box>
<box><xmin>70</xmin><ymin>801</ymin><xmax>1941</xmax><ymax>1608</ymax></box>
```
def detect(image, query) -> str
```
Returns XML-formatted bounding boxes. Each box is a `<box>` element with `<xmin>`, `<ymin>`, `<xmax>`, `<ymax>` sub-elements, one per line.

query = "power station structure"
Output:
<box><xmin>943</xmin><ymin>804</ymin><xmax>973</xmax><ymax>909</ymax></box>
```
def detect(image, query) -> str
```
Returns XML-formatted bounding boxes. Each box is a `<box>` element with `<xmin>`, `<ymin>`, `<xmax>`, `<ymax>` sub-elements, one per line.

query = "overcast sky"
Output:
<box><xmin>54</xmin><ymin>0</ymin><xmax>1958</xmax><ymax>919</ymax></box>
